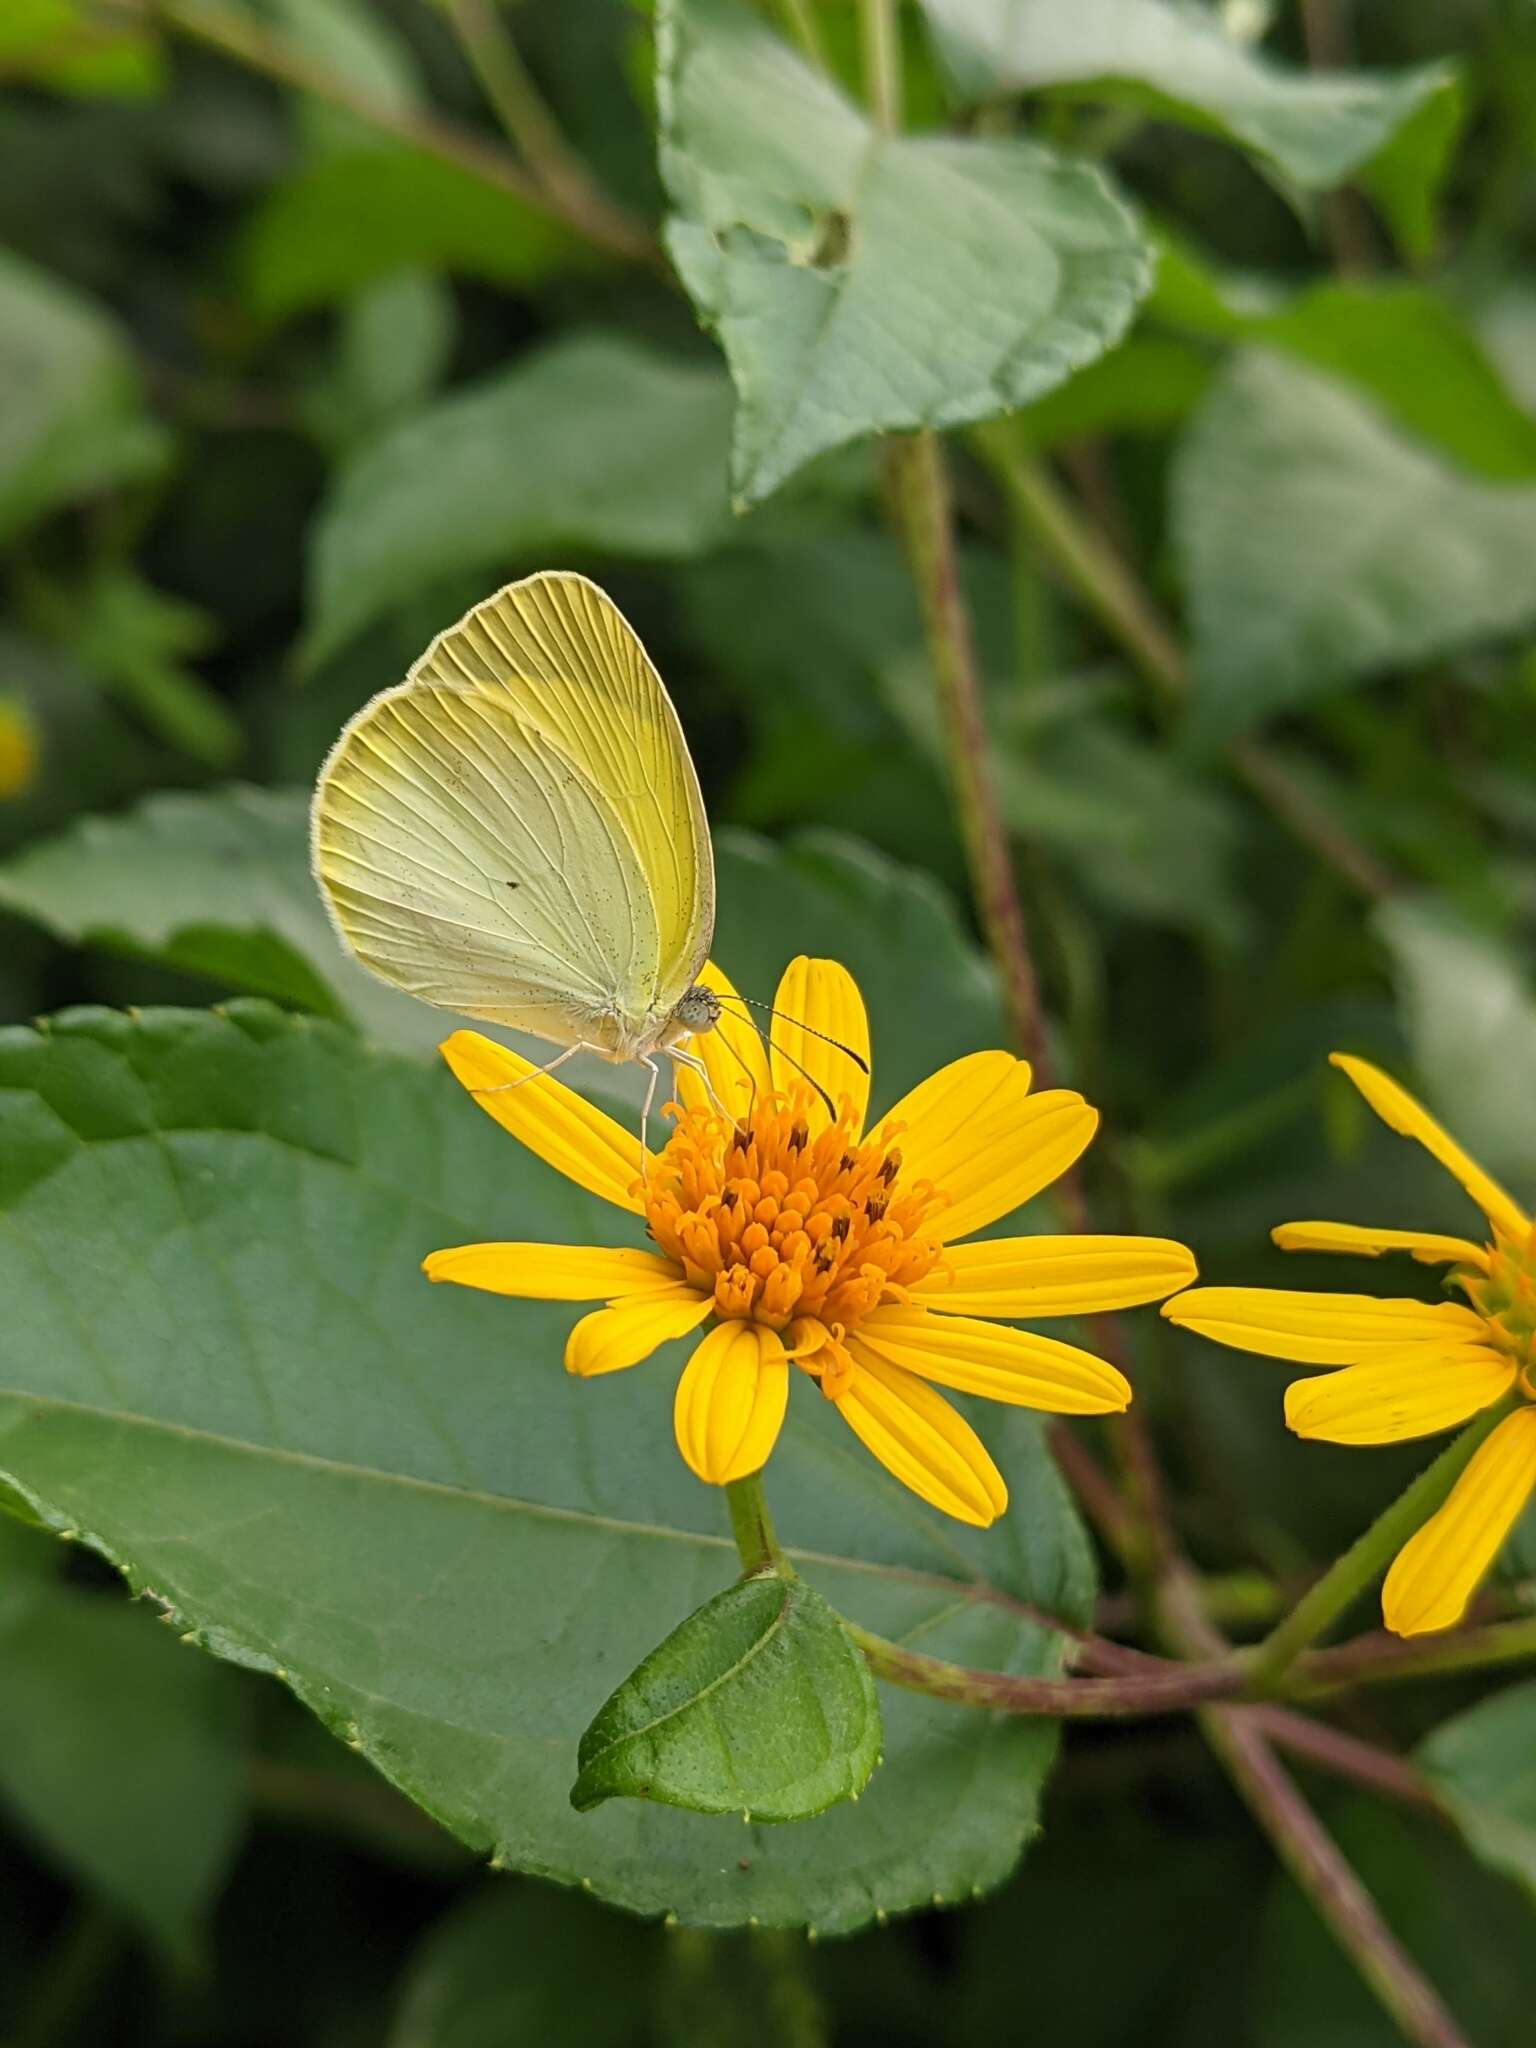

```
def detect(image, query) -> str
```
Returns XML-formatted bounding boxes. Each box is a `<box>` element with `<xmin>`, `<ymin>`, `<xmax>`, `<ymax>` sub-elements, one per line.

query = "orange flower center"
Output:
<box><xmin>1462</xmin><ymin>1232</ymin><xmax>1536</xmax><ymax>1388</ymax></box>
<box><xmin>643</xmin><ymin>1084</ymin><xmax>947</xmax><ymax>1396</ymax></box>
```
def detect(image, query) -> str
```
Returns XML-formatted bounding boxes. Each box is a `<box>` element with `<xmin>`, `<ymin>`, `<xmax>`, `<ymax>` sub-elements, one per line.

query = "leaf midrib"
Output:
<box><xmin>582</xmin><ymin>1577</ymin><xmax>796</xmax><ymax>1769</ymax></box>
<box><xmin>0</xmin><ymin>1386</ymin><xmax>1056</xmax><ymax>1622</ymax></box>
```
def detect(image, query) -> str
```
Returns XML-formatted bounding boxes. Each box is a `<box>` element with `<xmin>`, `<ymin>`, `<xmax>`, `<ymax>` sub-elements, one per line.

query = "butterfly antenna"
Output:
<box><xmin>713</xmin><ymin>993</ymin><xmax>870</xmax><ymax>1075</ymax></box>
<box><xmin>712</xmin><ymin>1018</ymin><xmax>761</xmax><ymax>1115</ymax></box>
<box><xmin>761</xmin><ymin>1033</ymin><xmax>838</xmax><ymax>1123</ymax></box>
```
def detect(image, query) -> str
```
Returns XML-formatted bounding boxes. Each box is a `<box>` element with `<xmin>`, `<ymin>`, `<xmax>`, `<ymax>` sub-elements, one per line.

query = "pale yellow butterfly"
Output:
<box><xmin>309</xmin><ymin>570</ymin><xmax>726</xmax><ymax>1148</ymax></box>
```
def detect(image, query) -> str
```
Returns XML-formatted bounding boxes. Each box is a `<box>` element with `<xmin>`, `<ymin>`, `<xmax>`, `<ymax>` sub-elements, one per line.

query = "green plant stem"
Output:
<box><xmin>725</xmin><ymin>1471</ymin><xmax>784</xmax><ymax>1576</ymax></box>
<box><xmin>975</xmin><ymin>422</ymin><xmax>1397</xmax><ymax>900</ymax></box>
<box><xmin>1299</xmin><ymin>1613</ymin><xmax>1536</xmax><ymax>1695</ymax></box>
<box><xmin>1244</xmin><ymin>1405</ymin><xmax>1511</xmax><ymax>1695</ymax></box>
<box><xmin>775</xmin><ymin>0</ymin><xmax>831</xmax><ymax>73</ymax></box>
<box><xmin>441</xmin><ymin>0</ymin><xmax>653</xmax><ymax>259</ymax></box>
<box><xmin>859</xmin><ymin>0</ymin><xmax>901</xmax><ymax>132</ymax></box>
<box><xmin>978</xmin><ymin>424</ymin><xmax>1186</xmax><ymax>699</ymax></box>
<box><xmin>138</xmin><ymin>0</ymin><xmax>657</xmax><ymax>267</ymax></box>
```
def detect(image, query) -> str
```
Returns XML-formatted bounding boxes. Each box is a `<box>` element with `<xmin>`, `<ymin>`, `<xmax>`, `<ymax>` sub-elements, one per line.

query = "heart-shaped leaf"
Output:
<box><xmin>572</xmin><ymin>1571</ymin><xmax>881</xmax><ymax>1822</ymax></box>
<box><xmin>657</xmin><ymin>0</ymin><xmax>1149</xmax><ymax>507</ymax></box>
<box><xmin>1174</xmin><ymin>351</ymin><xmax>1536</xmax><ymax>744</ymax></box>
<box><xmin>918</xmin><ymin>0</ymin><xmax>1453</xmax><ymax>190</ymax></box>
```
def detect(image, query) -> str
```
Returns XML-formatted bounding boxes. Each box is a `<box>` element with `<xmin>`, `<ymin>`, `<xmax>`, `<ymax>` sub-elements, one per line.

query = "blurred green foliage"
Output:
<box><xmin>6</xmin><ymin>0</ymin><xmax>1536</xmax><ymax>2042</ymax></box>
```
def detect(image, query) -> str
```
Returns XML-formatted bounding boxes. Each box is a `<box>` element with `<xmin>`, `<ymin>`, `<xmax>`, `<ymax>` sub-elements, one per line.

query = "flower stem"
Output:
<box><xmin>1244</xmin><ymin>1405</ymin><xmax>1511</xmax><ymax>1696</ymax></box>
<box><xmin>725</xmin><ymin>1471</ymin><xmax>785</xmax><ymax>1576</ymax></box>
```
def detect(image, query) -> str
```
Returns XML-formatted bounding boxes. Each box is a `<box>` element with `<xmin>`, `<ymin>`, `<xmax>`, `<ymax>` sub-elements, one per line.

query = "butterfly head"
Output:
<box><xmin>669</xmin><ymin>984</ymin><xmax>722</xmax><ymax>1037</ymax></box>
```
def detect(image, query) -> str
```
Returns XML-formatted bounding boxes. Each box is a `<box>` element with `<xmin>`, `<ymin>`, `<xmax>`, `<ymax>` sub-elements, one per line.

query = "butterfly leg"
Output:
<box><xmin>638</xmin><ymin>1053</ymin><xmax>662</xmax><ymax>1176</ymax></box>
<box><xmin>471</xmin><ymin>1040</ymin><xmax>594</xmax><ymax>1096</ymax></box>
<box><xmin>669</xmin><ymin>1046</ymin><xmax>727</xmax><ymax>1119</ymax></box>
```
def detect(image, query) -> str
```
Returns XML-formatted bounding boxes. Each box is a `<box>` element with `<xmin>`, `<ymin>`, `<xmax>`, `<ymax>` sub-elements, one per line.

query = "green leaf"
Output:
<box><xmin>572</xmin><ymin>1572</ymin><xmax>881</xmax><ymax>1822</ymax></box>
<box><xmin>918</xmin><ymin>0</ymin><xmax>1454</xmax><ymax>189</ymax></box>
<box><xmin>1417</xmin><ymin>1682</ymin><xmax>1536</xmax><ymax>1910</ymax></box>
<box><xmin>305</xmin><ymin>269</ymin><xmax>456</xmax><ymax>454</ymax></box>
<box><xmin>1373</xmin><ymin>897</ymin><xmax>1536</xmax><ymax>1190</ymax></box>
<box><xmin>260</xmin><ymin>0</ymin><xmax>421</xmax><ymax>158</ymax></box>
<box><xmin>0</xmin><ymin>1565</ymin><xmax>247</xmax><ymax>1963</ymax></box>
<box><xmin>657</xmin><ymin>0</ymin><xmax>1149</xmax><ymax>507</ymax></box>
<box><xmin>1011</xmin><ymin>334</ymin><xmax>1212</xmax><ymax>450</ymax></box>
<box><xmin>305</xmin><ymin>333</ymin><xmax>733</xmax><ymax>664</ymax></box>
<box><xmin>0</xmin><ymin>837</ymin><xmax>1092</xmax><ymax>1931</ymax></box>
<box><xmin>0</xmin><ymin>784</ymin><xmax>449</xmax><ymax>1053</ymax></box>
<box><xmin>26</xmin><ymin>566</ymin><xmax>241</xmax><ymax>769</ymax></box>
<box><xmin>241</xmin><ymin>140</ymin><xmax>578</xmax><ymax>320</ymax></box>
<box><xmin>0</xmin><ymin>246</ymin><xmax>169</xmax><ymax>541</ymax></box>
<box><xmin>0</xmin><ymin>0</ymin><xmax>166</xmax><ymax>98</ymax></box>
<box><xmin>1174</xmin><ymin>351</ymin><xmax>1536</xmax><ymax>745</ymax></box>
<box><xmin>1357</xmin><ymin>73</ymin><xmax>1466</xmax><ymax>266</ymax></box>
<box><xmin>389</xmin><ymin>1884</ymin><xmax>656</xmax><ymax>2048</ymax></box>
<box><xmin>0</xmin><ymin>632</ymin><xmax>181</xmax><ymax>858</ymax></box>
<box><xmin>1252</xmin><ymin>283</ymin><xmax>1536</xmax><ymax>481</ymax></box>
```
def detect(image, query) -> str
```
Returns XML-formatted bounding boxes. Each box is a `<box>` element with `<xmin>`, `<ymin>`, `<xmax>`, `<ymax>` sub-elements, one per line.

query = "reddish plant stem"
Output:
<box><xmin>886</xmin><ymin>430</ymin><xmax>1164</xmax><ymax>1564</ymax></box>
<box><xmin>1161</xmin><ymin>1569</ymin><xmax>1469</xmax><ymax>2048</ymax></box>
<box><xmin>1204</xmin><ymin>1709</ymin><xmax>1468</xmax><ymax>2048</ymax></box>
<box><xmin>886</xmin><ymin>432</ymin><xmax>1052</xmax><ymax>1076</ymax></box>
<box><xmin>1247</xmin><ymin>1707</ymin><xmax>1446</xmax><ymax>1819</ymax></box>
<box><xmin>847</xmin><ymin>1622</ymin><xmax>1249</xmax><ymax>1717</ymax></box>
<box><xmin>144</xmin><ymin>0</ymin><xmax>659</xmax><ymax>268</ymax></box>
<box><xmin>1299</xmin><ymin>1615</ymin><xmax>1536</xmax><ymax>1694</ymax></box>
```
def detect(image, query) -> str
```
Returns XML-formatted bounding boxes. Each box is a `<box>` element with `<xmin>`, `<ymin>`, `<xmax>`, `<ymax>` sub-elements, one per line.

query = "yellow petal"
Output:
<box><xmin>1382</xmin><ymin>1407</ymin><xmax>1536</xmax><ymax>1635</ymax></box>
<box><xmin>1162</xmin><ymin>1287</ymin><xmax>1487</xmax><ymax>1365</ymax></box>
<box><xmin>910</xmin><ymin>1234</ymin><xmax>1197</xmax><ymax>1316</ymax></box>
<box><xmin>879</xmin><ymin>1052</ymin><xmax>1095</xmax><ymax>1243</ymax></box>
<box><xmin>1284</xmin><ymin>1348</ymin><xmax>1516</xmax><ymax>1445</ymax></box>
<box><xmin>422</xmin><ymin>1242</ymin><xmax>684</xmax><ymax>1300</ymax></box>
<box><xmin>833</xmin><ymin>1354</ymin><xmax>1007</xmax><ymax>1526</ymax></box>
<box><xmin>566</xmin><ymin>1290</ymin><xmax>712</xmax><ymax>1378</ymax></box>
<box><xmin>1331</xmin><ymin>1053</ymin><xmax>1527</xmax><ymax>1243</ymax></box>
<box><xmin>1272</xmin><ymin>1221</ymin><xmax>1488</xmax><ymax>1269</ymax></box>
<box><xmin>440</xmin><ymin>1031</ymin><xmax>649</xmax><ymax>1215</ymax></box>
<box><xmin>770</xmin><ymin>956</ymin><xmax>871</xmax><ymax>1137</ymax></box>
<box><xmin>851</xmin><ymin>1305</ymin><xmax>1131</xmax><ymax>1414</ymax></box>
<box><xmin>674</xmin><ymin>958</ymin><xmax>771</xmax><ymax>1120</ymax></box>
<box><xmin>673</xmin><ymin>1321</ymin><xmax>789</xmax><ymax>1483</ymax></box>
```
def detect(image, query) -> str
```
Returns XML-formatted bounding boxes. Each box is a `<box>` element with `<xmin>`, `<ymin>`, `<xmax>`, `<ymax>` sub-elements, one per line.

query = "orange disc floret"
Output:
<box><xmin>643</xmin><ymin>1085</ymin><xmax>946</xmax><ymax>1335</ymax></box>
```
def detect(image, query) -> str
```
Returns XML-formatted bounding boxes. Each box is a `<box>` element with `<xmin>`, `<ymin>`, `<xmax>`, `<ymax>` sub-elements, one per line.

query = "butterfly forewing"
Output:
<box><xmin>311</xmin><ymin>572</ymin><xmax>715</xmax><ymax>1054</ymax></box>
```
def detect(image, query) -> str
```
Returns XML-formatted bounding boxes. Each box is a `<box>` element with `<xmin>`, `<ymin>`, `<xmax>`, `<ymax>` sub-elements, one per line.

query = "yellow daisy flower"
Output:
<box><xmin>1164</xmin><ymin>1052</ymin><xmax>1536</xmax><ymax>1637</ymax></box>
<box><xmin>425</xmin><ymin>956</ymin><xmax>1196</xmax><ymax>1526</ymax></box>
